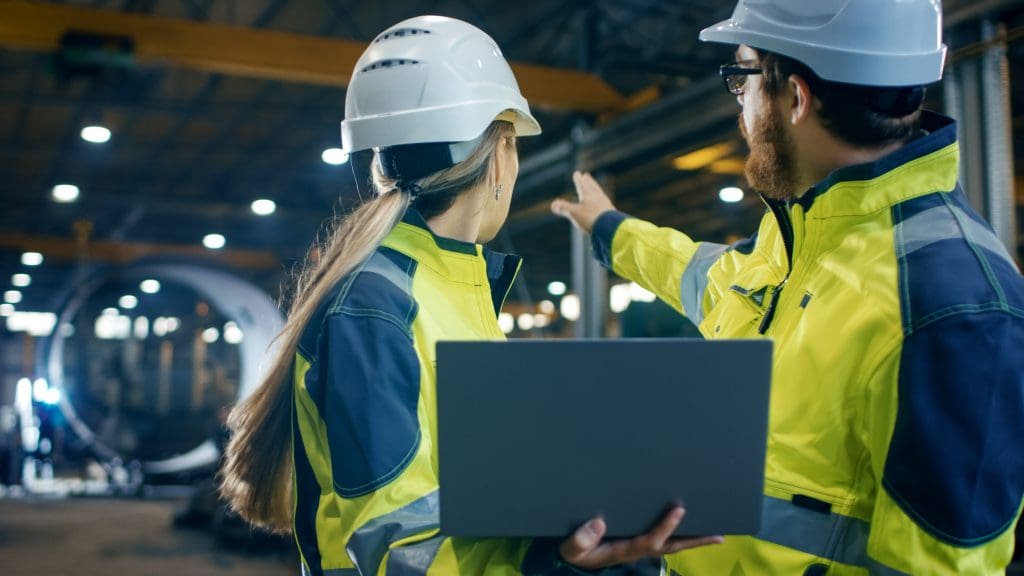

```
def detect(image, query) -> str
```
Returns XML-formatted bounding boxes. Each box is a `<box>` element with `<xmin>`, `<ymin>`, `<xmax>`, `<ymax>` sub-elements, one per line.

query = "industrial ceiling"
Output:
<box><xmin>1</xmin><ymin>0</ymin><xmax>1022</xmax><ymax>318</ymax></box>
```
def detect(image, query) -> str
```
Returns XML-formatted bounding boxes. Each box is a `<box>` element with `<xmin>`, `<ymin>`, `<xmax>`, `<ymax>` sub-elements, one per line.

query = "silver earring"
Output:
<box><xmin>495</xmin><ymin>183</ymin><xmax>503</xmax><ymax>200</ymax></box>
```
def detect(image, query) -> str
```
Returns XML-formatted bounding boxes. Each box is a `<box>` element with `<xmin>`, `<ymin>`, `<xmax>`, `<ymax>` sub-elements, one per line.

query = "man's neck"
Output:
<box><xmin>798</xmin><ymin>138</ymin><xmax>909</xmax><ymax>194</ymax></box>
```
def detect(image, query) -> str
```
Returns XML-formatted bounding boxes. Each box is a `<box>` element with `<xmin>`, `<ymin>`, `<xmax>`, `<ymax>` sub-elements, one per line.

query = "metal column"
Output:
<box><xmin>570</xmin><ymin>170</ymin><xmax>609</xmax><ymax>339</ymax></box>
<box><xmin>570</xmin><ymin>5</ymin><xmax>607</xmax><ymax>339</ymax></box>
<box><xmin>944</xmin><ymin>19</ymin><xmax>1018</xmax><ymax>262</ymax></box>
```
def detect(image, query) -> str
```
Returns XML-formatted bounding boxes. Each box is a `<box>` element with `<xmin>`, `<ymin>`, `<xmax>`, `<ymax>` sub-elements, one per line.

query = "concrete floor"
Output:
<box><xmin>1</xmin><ymin>496</ymin><xmax>1019</xmax><ymax>575</ymax></box>
<box><xmin>0</xmin><ymin>497</ymin><xmax>300</xmax><ymax>576</ymax></box>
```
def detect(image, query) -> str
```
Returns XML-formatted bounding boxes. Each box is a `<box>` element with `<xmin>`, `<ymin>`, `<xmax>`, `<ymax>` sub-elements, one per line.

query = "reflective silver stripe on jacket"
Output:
<box><xmin>347</xmin><ymin>491</ymin><xmax>440</xmax><ymax>575</ymax></box>
<box><xmin>756</xmin><ymin>495</ymin><xmax>910</xmax><ymax>575</ymax></box>
<box><xmin>385</xmin><ymin>534</ymin><xmax>445</xmax><ymax>576</ymax></box>
<box><xmin>302</xmin><ymin>564</ymin><xmax>359</xmax><ymax>576</ymax></box>
<box><xmin>895</xmin><ymin>203</ymin><xmax>1016</xmax><ymax>270</ymax></box>
<box><xmin>680</xmin><ymin>242</ymin><xmax>729</xmax><ymax>324</ymax></box>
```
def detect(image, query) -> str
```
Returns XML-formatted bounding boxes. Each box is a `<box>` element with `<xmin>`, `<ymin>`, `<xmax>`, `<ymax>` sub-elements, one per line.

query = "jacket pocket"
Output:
<box><xmin>699</xmin><ymin>284</ymin><xmax>769</xmax><ymax>338</ymax></box>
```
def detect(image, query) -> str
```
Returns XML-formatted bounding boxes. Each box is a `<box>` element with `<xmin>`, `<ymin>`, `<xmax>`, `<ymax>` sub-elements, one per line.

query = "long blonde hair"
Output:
<box><xmin>221</xmin><ymin>120</ymin><xmax>515</xmax><ymax>531</ymax></box>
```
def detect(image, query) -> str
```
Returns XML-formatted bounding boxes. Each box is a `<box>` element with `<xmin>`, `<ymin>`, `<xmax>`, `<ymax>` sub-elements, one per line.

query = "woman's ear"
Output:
<box><xmin>490</xmin><ymin>139</ymin><xmax>506</xmax><ymax>188</ymax></box>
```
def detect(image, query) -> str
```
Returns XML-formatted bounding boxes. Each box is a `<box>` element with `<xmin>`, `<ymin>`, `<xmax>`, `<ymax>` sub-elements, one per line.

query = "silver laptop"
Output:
<box><xmin>436</xmin><ymin>339</ymin><xmax>772</xmax><ymax>538</ymax></box>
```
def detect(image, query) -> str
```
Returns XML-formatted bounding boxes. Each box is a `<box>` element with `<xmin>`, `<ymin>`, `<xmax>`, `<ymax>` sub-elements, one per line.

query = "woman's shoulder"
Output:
<box><xmin>325</xmin><ymin>247</ymin><xmax>420</xmax><ymax>330</ymax></box>
<box><xmin>298</xmin><ymin>247</ymin><xmax>420</xmax><ymax>360</ymax></box>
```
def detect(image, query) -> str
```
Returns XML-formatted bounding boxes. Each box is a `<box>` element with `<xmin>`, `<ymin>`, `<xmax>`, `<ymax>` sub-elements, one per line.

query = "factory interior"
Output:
<box><xmin>1</xmin><ymin>0</ymin><xmax>1023</xmax><ymax>574</ymax></box>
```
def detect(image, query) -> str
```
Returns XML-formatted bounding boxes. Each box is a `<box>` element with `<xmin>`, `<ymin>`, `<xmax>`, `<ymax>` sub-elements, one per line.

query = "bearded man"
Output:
<box><xmin>552</xmin><ymin>1</ymin><xmax>1024</xmax><ymax>574</ymax></box>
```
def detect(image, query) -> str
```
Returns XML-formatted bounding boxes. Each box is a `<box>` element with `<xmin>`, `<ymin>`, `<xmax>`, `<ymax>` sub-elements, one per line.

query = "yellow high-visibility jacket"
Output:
<box><xmin>590</xmin><ymin>111</ymin><xmax>1024</xmax><ymax>575</ymax></box>
<box><xmin>290</xmin><ymin>210</ymin><xmax>626</xmax><ymax>575</ymax></box>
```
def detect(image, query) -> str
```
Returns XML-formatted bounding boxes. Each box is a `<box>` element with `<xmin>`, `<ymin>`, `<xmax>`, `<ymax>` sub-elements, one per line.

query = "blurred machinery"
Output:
<box><xmin>12</xmin><ymin>261</ymin><xmax>282</xmax><ymax>495</ymax></box>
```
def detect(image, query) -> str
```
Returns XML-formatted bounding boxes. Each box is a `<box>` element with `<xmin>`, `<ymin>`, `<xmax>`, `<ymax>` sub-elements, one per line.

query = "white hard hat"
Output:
<box><xmin>699</xmin><ymin>0</ymin><xmax>947</xmax><ymax>87</ymax></box>
<box><xmin>341</xmin><ymin>15</ymin><xmax>541</xmax><ymax>161</ymax></box>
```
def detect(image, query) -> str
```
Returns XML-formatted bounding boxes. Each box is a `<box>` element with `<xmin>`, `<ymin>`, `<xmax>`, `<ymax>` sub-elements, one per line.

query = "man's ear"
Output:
<box><xmin>787</xmin><ymin>74</ymin><xmax>815</xmax><ymax>126</ymax></box>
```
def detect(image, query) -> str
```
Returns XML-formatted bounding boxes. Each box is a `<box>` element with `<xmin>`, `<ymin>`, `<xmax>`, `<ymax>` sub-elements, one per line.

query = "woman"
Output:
<box><xmin>221</xmin><ymin>16</ymin><xmax>719</xmax><ymax>575</ymax></box>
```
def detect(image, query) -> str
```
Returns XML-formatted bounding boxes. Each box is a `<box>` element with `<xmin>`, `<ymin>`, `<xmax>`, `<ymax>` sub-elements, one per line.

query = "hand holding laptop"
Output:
<box><xmin>559</xmin><ymin>507</ymin><xmax>725</xmax><ymax>569</ymax></box>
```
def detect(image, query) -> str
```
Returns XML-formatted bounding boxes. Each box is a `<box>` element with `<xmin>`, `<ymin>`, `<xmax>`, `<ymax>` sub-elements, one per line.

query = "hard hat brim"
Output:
<box><xmin>698</xmin><ymin>20</ymin><xmax>946</xmax><ymax>87</ymax></box>
<box><xmin>342</xmin><ymin>104</ymin><xmax>541</xmax><ymax>154</ymax></box>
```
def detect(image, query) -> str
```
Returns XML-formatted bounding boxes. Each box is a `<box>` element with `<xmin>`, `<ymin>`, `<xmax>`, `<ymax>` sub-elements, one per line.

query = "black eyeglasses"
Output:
<box><xmin>720</xmin><ymin>63</ymin><xmax>763</xmax><ymax>95</ymax></box>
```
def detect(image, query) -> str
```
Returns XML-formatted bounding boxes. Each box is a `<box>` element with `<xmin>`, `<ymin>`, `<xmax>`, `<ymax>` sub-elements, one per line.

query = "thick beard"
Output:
<box><xmin>742</xmin><ymin>107</ymin><xmax>799</xmax><ymax>201</ymax></box>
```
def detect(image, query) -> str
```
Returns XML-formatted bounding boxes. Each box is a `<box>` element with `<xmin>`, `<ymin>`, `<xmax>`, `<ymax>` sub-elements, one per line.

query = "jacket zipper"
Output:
<box><xmin>758</xmin><ymin>198</ymin><xmax>795</xmax><ymax>335</ymax></box>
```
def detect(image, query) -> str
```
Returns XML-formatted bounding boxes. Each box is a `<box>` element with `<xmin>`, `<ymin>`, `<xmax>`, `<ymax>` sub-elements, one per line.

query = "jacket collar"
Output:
<box><xmin>382</xmin><ymin>209</ymin><xmax>522</xmax><ymax>316</ymax></box>
<box><xmin>794</xmin><ymin>111</ymin><xmax>960</xmax><ymax>217</ymax></box>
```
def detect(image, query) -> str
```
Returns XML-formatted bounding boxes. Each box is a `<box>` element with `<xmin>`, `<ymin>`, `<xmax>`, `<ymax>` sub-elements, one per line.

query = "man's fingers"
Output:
<box><xmin>590</xmin><ymin>535</ymin><xmax>647</xmax><ymax>565</ymax></box>
<box><xmin>660</xmin><ymin>535</ymin><xmax>725</xmax><ymax>555</ymax></box>
<box><xmin>573</xmin><ymin>171</ymin><xmax>599</xmax><ymax>202</ymax></box>
<box><xmin>593</xmin><ymin>507</ymin><xmax>683</xmax><ymax>563</ymax></box>
<box><xmin>572</xmin><ymin>170</ymin><xmax>585</xmax><ymax>200</ymax></box>
<box><xmin>550</xmin><ymin>199</ymin><xmax>580</xmax><ymax>225</ymax></box>
<box><xmin>646</xmin><ymin>507</ymin><xmax>685</xmax><ymax>550</ymax></box>
<box><xmin>550</xmin><ymin>198</ymin><xmax>571</xmax><ymax>217</ymax></box>
<box><xmin>559</xmin><ymin>511</ymin><xmax>724</xmax><ymax>571</ymax></box>
<box><xmin>558</xmin><ymin>517</ymin><xmax>606</xmax><ymax>563</ymax></box>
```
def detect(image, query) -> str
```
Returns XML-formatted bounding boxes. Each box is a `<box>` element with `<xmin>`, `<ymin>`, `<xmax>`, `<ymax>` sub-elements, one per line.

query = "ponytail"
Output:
<box><xmin>221</xmin><ymin>190</ymin><xmax>409</xmax><ymax>530</ymax></box>
<box><xmin>220</xmin><ymin>119</ymin><xmax>514</xmax><ymax>531</ymax></box>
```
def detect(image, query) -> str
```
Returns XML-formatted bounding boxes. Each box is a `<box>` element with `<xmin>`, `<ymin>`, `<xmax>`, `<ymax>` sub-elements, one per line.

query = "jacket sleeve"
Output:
<box><xmin>591</xmin><ymin>211</ymin><xmax>741</xmax><ymax>325</ymax></box>
<box><xmin>315</xmin><ymin>312</ymin><xmax>658</xmax><ymax>576</ymax></box>
<box><xmin>862</xmin><ymin>310</ymin><xmax>1024</xmax><ymax>573</ymax></box>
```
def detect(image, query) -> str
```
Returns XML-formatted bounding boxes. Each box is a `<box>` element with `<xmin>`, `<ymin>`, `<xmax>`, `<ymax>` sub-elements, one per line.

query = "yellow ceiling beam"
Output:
<box><xmin>0</xmin><ymin>0</ymin><xmax>627</xmax><ymax>113</ymax></box>
<box><xmin>0</xmin><ymin>233</ymin><xmax>278</xmax><ymax>269</ymax></box>
<box><xmin>707</xmin><ymin>157</ymin><xmax>747</xmax><ymax>176</ymax></box>
<box><xmin>672</xmin><ymin>142</ymin><xmax>735</xmax><ymax>171</ymax></box>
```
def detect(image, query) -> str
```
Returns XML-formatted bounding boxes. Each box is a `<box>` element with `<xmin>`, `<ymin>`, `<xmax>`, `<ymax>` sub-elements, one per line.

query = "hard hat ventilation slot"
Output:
<box><xmin>360</xmin><ymin>59</ymin><xmax>422</xmax><ymax>73</ymax></box>
<box><xmin>375</xmin><ymin>28</ymin><xmax>432</xmax><ymax>42</ymax></box>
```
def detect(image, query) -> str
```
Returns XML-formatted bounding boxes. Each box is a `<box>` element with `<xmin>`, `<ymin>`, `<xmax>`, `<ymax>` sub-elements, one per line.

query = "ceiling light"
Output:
<box><xmin>133</xmin><ymin>316</ymin><xmax>148</xmax><ymax>339</ymax></box>
<box><xmin>33</xmin><ymin>379</ymin><xmax>48</xmax><ymax>401</ymax></box>
<box><xmin>0</xmin><ymin>304</ymin><xmax>13</xmax><ymax>317</ymax></box>
<box><xmin>81</xmin><ymin>125</ymin><xmax>111</xmax><ymax>144</ymax></box>
<box><xmin>547</xmin><ymin>281</ymin><xmax>567</xmax><ymax>296</ymax></box>
<box><xmin>94</xmin><ymin>314</ymin><xmax>129</xmax><ymax>340</ymax></box>
<box><xmin>21</xmin><ymin>252</ymin><xmax>43</xmax><ymax>266</ymax></box>
<box><xmin>610</xmin><ymin>284</ymin><xmax>631</xmax><ymax>313</ymax></box>
<box><xmin>321</xmin><ymin>148</ymin><xmax>349</xmax><ymax>165</ymax></box>
<box><xmin>719</xmin><ymin>186</ymin><xmax>745</xmax><ymax>203</ymax></box>
<box><xmin>498</xmin><ymin>313</ymin><xmax>514</xmax><ymax>334</ymax></box>
<box><xmin>203</xmin><ymin>233</ymin><xmax>226</xmax><ymax>249</ymax></box>
<box><xmin>223</xmin><ymin>321</ymin><xmax>244</xmax><ymax>344</ymax></box>
<box><xmin>201</xmin><ymin>327</ymin><xmax>219</xmax><ymax>344</ymax></box>
<box><xmin>41</xmin><ymin>388</ymin><xmax>62</xmax><ymax>406</ymax></box>
<box><xmin>251</xmin><ymin>199</ymin><xmax>276</xmax><ymax>216</ymax></box>
<box><xmin>628</xmin><ymin>282</ymin><xmax>657</xmax><ymax>303</ymax></box>
<box><xmin>4</xmin><ymin>290</ymin><xmax>22</xmax><ymax>304</ymax></box>
<box><xmin>52</xmin><ymin>184</ymin><xmax>80</xmax><ymax>203</ymax></box>
<box><xmin>12</xmin><ymin>274</ymin><xmax>30</xmax><ymax>287</ymax></box>
<box><xmin>119</xmin><ymin>295</ymin><xmax>138</xmax><ymax>310</ymax></box>
<box><xmin>140</xmin><ymin>279</ymin><xmax>160</xmax><ymax>294</ymax></box>
<box><xmin>560</xmin><ymin>294</ymin><xmax>580</xmax><ymax>321</ymax></box>
<box><xmin>517</xmin><ymin>313</ymin><xmax>535</xmax><ymax>331</ymax></box>
<box><xmin>7</xmin><ymin>312</ymin><xmax>56</xmax><ymax>337</ymax></box>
